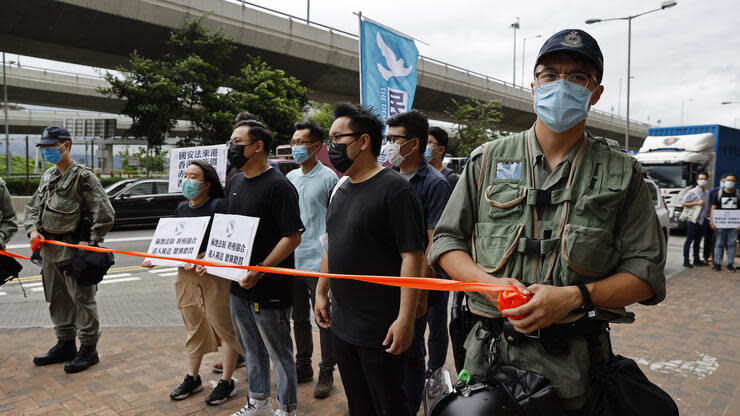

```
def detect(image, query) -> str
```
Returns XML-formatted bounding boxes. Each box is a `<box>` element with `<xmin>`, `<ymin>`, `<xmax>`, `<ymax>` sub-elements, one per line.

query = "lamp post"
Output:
<box><xmin>722</xmin><ymin>101</ymin><xmax>739</xmax><ymax>126</ymax></box>
<box><xmin>586</xmin><ymin>0</ymin><xmax>677</xmax><ymax>152</ymax></box>
<box><xmin>3</xmin><ymin>52</ymin><xmax>9</xmax><ymax>176</ymax></box>
<box><xmin>618</xmin><ymin>76</ymin><xmax>635</xmax><ymax>117</ymax></box>
<box><xmin>521</xmin><ymin>34</ymin><xmax>542</xmax><ymax>88</ymax></box>
<box><xmin>510</xmin><ymin>17</ymin><xmax>520</xmax><ymax>86</ymax></box>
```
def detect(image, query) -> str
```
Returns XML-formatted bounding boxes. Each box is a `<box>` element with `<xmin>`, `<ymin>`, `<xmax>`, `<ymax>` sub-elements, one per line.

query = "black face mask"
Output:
<box><xmin>328</xmin><ymin>140</ymin><xmax>359</xmax><ymax>173</ymax></box>
<box><xmin>228</xmin><ymin>142</ymin><xmax>256</xmax><ymax>170</ymax></box>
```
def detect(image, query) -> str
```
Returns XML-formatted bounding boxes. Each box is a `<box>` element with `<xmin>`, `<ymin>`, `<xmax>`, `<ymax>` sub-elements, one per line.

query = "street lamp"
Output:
<box><xmin>521</xmin><ymin>34</ymin><xmax>542</xmax><ymax>88</ymax></box>
<box><xmin>586</xmin><ymin>0</ymin><xmax>678</xmax><ymax>152</ymax></box>
<box><xmin>3</xmin><ymin>52</ymin><xmax>9</xmax><ymax>176</ymax></box>
<box><xmin>721</xmin><ymin>101</ymin><xmax>739</xmax><ymax>105</ymax></box>
<box><xmin>510</xmin><ymin>17</ymin><xmax>520</xmax><ymax>86</ymax></box>
<box><xmin>618</xmin><ymin>76</ymin><xmax>635</xmax><ymax>117</ymax></box>
<box><xmin>680</xmin><ymin>98</ymin><xmax>693</xmax><ymax>124</ymax></box>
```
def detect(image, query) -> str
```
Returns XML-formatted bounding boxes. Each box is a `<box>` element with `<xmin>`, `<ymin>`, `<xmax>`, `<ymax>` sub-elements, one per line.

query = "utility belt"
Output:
<box><xmin>476</xmin><ymin>314</ymin><xmax>610</xmax><ymax>366</ymax></box>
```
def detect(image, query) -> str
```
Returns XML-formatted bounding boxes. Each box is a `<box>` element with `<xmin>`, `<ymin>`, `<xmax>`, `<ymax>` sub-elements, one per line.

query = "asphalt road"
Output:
<box><xmin>0</xmin><ymin>226</ymin><xmax>691</xmax><ymax>328</ymax></box>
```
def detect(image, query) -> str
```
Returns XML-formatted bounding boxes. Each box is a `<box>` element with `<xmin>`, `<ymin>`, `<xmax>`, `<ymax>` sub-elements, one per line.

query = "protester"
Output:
<box><xmin>710</xmin><ymin>173</ymin><xmax>739</xmax><ymax>272</ymax></box>
<box><xmin>386</xmin><ymin>110</ymin><xmax>452</xmax><ymax>415</ymax></box>
<box><xmin>0</xmin><ymin>176</ymin><xmax>18</xmax><ymax>250</ymax></box>
<box><xmin>24</xmin><ymin>126</ymin><xmax>115</xmax><ymax>373</ymax></box>
<box><xmin>706</xmin><ymin>175</ymin><xmax>728</xmax><ymax>264</ymax></box>
<box><xmin>140</xmin><ymin>161</ymin><xmax>241</xmax><ymax>405</ymax></box>
<box><xmin>225</xmin><ymin>116</ymin><xmax>280</xmax><ymax>198</ymax></box>
<box><xmin>429</xmin><ymin>29</ymin><xmax>667</xmax><ymax>413</ymax></box>
<box><xmin>315</xmin><ymin>103</ymin><xmax>425</xmax><ymax>416</ymax></box>
<box><xmin>217</xmin><ymin>123</ymin><xmax>304</xmax><ymax>416</ymax></box>
<box><xmin>682</xmin><ymin>172</ymin><xmax>711</xmax><ymax>267</ymax></box>
<box><xmin>286</xmin><ymin>121</ymin><xmax>339</xmax><ymax>398</ymax></box>
<box><xmin>427</xmin><ymin>126</ymin><xmax>459</xmax><ymax>189</ymax></box>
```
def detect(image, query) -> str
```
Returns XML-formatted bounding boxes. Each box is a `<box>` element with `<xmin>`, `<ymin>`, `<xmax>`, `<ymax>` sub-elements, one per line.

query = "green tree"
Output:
<box><xmin>117</xmin><ymin>146</ymin><xmax>168</xmax><ymax>173</ymax></box>
<box><xmin>445</xmin><ymin>98</ymin><xmax>504</xmax><ymax>156</ymax></box>
<box><xmin>101</xmin><ymin>18</ymin><xmax>308</xmax><ymax>150</ymax></box>
<box><xmin>306</xmin><ymin>101</ymin><xmax>334</xmax><ymax>132</ymax></box>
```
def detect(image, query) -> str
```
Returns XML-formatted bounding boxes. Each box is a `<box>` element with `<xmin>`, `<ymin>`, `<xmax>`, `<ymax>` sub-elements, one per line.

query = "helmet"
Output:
<box><xmin>424</xmin><ymin>368</ymin><xmax>520</xmax><ymax>416</ymax></box>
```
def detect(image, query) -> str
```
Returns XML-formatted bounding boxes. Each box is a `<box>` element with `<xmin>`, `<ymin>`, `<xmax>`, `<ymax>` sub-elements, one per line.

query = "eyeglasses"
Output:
<box><xmin>329</xmin><ymin>132</ymin><xmax>361</xmax><ymax>145</ymax></box>
<box><xmin>289</xmin><ymin>140</ymin><xmax>318</xmax><ymax>147</ymax></box>
<box><xmin>385</xmin><ymin>135</ymin><xmax>415</xmax><ymax>144</ymax></box>
<box><xmin>534</xmin><ymin>71</ymin><xmax>596</xmax><ymax>88</ymax></box>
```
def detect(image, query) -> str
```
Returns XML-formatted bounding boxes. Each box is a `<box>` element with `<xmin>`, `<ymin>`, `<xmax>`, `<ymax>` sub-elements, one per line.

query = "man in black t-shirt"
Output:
<box><xmin>710</xmin><ymin>173</ymin><xmax>739</xmax><ymax>272</ymax></box>
<box><xmin>222</xmin><ymin>123</ymin><xmax>304</xmax><ymax>416</ymax></box>
<box><xmin>315</xmin><ymin>103</ymin><xmax>426</xmax><ymax>416</ymax></box>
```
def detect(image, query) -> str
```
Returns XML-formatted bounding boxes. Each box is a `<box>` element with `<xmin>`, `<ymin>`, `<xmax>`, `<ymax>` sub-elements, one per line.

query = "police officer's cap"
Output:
<box><xmin>37</xmin><ymin>126</ymin><xmax>72</xmax><ymax>146</ymax></box>
<box><xmin>535</xmin><ymin>29</ymin><xmax>604</xmax><ymax>82</ymax></box>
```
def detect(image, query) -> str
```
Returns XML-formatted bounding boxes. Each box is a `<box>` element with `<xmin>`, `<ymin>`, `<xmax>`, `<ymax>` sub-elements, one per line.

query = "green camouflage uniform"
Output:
<box><xmin>0</xmin><ymin>178</ymin><xmax>19</xmax><ymax>248</ymax></box>
<box><xmin>24</xmin><ymin>164</ymin><xmax>115</xmax><ymax>346</ymax></box>
<box><xmin>428</xmin><ymin>126</ymin><xmax>666</xmax><ymax>409</ymax></box>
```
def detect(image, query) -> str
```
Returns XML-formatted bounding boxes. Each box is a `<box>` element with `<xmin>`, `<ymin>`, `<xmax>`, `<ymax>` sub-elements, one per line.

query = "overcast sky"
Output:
<box><xmin>10</xmin><ymin>0</ymin><xmax>740</xmax><ymax>128</ymax></box>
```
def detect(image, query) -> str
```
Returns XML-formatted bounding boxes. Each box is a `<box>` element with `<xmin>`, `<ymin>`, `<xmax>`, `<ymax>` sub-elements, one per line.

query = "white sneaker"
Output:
<box><xmin>231</xmin><ymin>397</ymin><xmax>273</xmax><ymax>416</ymax></box>
<box><xmin>274</xmin><ymin>410</ymin><xmax>296</xmax><ymax>416</ymax></box>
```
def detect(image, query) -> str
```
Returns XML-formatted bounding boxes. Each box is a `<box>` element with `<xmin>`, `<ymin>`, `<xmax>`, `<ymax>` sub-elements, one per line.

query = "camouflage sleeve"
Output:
<box><xmin>428</xmin><ymin>147</ymin><xmax>484</xmax><ymax>267</ymax></box>
<box><xmin>81</xmin><ymin>171</ymin><xmax>115</xmax><ymax>243</ymax></box>
<box><xmin>0</xmin><ymin>180</ymin><xmax>18</xmax><ymax>248</ymax></box>
<box><xmin>614</xmin><ymin>161</ymin><xmax>667</xmax><ymax>305</ymax></box>
<box><xmin>23</xmin><ymin>175</ymin><xmax>46</xmax><ymax>237</ymax></box>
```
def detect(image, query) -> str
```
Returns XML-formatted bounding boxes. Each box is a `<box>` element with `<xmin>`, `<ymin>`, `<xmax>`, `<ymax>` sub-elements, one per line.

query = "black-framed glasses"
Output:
<box><xmin>329</xmin><ymin>132</ymin><xmax>361</xmax><ymax>145</ymax></box>
<box><xmin>534</xmin><ymin>70</ymin><xmax>596</xmax><ymax>88</ymax></box>
<box><xmin>385</xmin><ymin>135</ymin><xmax>415</xmax><ymax>144</ymax></box>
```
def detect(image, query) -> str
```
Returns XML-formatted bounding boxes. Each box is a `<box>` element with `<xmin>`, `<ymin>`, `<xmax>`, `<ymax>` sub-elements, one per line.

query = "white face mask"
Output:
<box><xmin>697</xmin><ymin>179</ymin><xmax>708</xmax><ymax>187</ymax></box>
<box><xmin>385</xmin><ymin>141</ymin><xmax>415</xmax><ymax>167</ymax></box>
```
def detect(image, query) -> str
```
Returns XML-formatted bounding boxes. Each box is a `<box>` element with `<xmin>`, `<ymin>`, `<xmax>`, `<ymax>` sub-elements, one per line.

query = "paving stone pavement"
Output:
<box><xmin>0</xmin><ymin>265</ymin><xmax>737</xmax><ymax>415</ymax></box>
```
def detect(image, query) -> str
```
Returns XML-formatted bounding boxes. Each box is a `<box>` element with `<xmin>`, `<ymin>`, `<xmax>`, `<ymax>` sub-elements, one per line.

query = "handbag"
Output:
<box><xmin>585</xmin><ymin>354</ymin><xmax>678</xmax><ymax>416</ymax></box>
<box><xmin>678</xmin><ymin>189</ymin><xmax>702</xmax><ymax>223</ymax></box>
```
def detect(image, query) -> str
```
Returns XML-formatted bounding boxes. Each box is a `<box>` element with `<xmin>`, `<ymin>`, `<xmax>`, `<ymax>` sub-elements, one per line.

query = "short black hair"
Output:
<box><xmin>247</xmin><ymin>126</ymin><xmax>273</xmax><ymax>154</ymax></box>
<box><xmin>428</xmin><ymin>126</ymin><xmax>449</xmax><ymax>149</ymax></box>
<box><xmin>536</xmin><ymin>51</ymin><xmax>603</xmax><ymax>84</ymax></box>
<box><xmin>188</xmin><ymin>160</ymin><xmax>224</xmax><ymax>198</ymax></box>
<box><xmin>725</xmin><ymin>172</ymin><xmax>738</xmax><ymax>180</ymax></box>
<box><xmin>294</xmin><ymin>121</ymin><xmax>325</xmax><ymax>142</ymax></box>
<box><xmin>234</xmin><ymin>111</ymin><xmax>259</xmax><ymax>125</ymax></box>
<box><xmin>697</xmin><ymin>172</ymin><xmax>709</xmax><ymax>179</ymax></box>
<box><xmin>234</xmin><ymin>119</ymin><xmax>267</xmax><ymax>130</ymax></box>
<box><xmin>386</xmin><ymin>110</ymin><xmax>429</xmax><ymax>155</ymax></box>
<box><xmin>332</xmin><ymin>103</ymin><xmax>384</xmax><ymax>157</ymax></box>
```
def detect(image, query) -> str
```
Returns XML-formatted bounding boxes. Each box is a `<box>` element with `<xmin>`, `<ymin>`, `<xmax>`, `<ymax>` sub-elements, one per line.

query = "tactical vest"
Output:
<box><xmin>39</xmin><ymin>164</ymin><xmax>89</xmax><ymax>235</ymax></box>
<box><xmin>468</xmin><ymin>128</ymin><xmax>634</xmax><ymax>317</ymax></box>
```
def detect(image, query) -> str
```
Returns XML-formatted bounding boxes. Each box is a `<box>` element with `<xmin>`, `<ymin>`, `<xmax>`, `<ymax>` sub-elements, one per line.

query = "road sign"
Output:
<box><xmin>128</xmin><ymin>156</ymin><xmax>139</xmax><ymax>167</ymax></box>
<box><xmin>63</xmin><ymin>118</ymin><xmax>116</xmax><ymax>138</ymax></box>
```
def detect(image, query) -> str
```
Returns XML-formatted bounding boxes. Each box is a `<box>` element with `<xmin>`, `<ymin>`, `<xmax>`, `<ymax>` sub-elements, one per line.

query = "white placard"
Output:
<box><xmin>713</xmin><ymin>210</ymin><xmax>740</xmax><ymax>229</ymax></box>
<box><xmin>204</xmin><ymin>214</ymin><xmax>260</xmax><ymax>281</ymax></box>
<box><xmin>145</xmin><ymin>217</ymin><xmax>212</xmax><ymax>267</ymax></box>
<box><xmin>169</xmin><ymin>144</ymin><xmax>227</xmax><ymax>192</ymax></box>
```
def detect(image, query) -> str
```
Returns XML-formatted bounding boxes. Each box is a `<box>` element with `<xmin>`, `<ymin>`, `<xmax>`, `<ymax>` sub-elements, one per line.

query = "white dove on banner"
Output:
<box><xmin>376</xmin><ymin>32</ymin><xmax>413</xmax><ymax>81</ymax></box>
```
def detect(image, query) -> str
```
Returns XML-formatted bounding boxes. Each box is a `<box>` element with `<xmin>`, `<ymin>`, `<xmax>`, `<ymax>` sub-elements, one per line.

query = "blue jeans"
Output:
<box><xmin>714</xmin><ymin>228</ymin><xmax>738</xmax><ymax>266</ymax></box>
<box><xmin>426</xmin><ymin>291</ymin><xmax>449</xmax><ymax>372</ymax></box>
<box><xmin>683</xmin><ymin>221</ymin><xmax>704</xmax><ymax>262</ymax></box>
<box><xmin>230</xmin><ymin>295</ymin><xmax>297</xmax><ymax>412</ymax></box>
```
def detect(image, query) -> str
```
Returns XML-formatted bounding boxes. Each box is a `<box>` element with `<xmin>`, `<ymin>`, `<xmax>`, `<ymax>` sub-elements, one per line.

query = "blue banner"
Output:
<box><xmin>360</xmin><ymin>19</ymin><xmax>419</xmax><ymax>121</ymax></box>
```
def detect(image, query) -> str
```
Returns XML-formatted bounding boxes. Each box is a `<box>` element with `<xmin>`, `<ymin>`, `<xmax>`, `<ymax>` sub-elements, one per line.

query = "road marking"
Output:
<box><xmin>637</xmin><ymin>353</ymin><xmax>719</xmax><ymax>379</ymax></box>
<box><xmin>103</xmin><ymin>273</ymin><xmax>132</xmax><ymax>279</ymax></box>
<box><xmin>99</xmin><ymin>277</ymin><xmax>141</xmax><ymax>285</ymax></box>
<box><xmin>150</xmin><ymin>267</ymin><xmax>178</xmax><ymax>274</ymax></box>
<box><xmin>0</xmin><ymin>292</ymin><xmax>6</xmax><ymax>296</ymax></box>
<box><xmin>22</xmin><ymin>282</ymin><xmax>43</xmax><ymax>288</ymax></box>
<box><xmin>158</xmin><ymin>272</ymin><xmax>178</xmax><ymax>277</ymax></box>
<box><xmin>9</xmin><ymin>265</ymin><xmax>156</xmax><ymax>285</ymax></box>
<box><xmin>31</xmin><ymin>287</ymin><xmax>45</xmax><ymax>293</ymax></box>
<box><xmin>5</xmin><ymin>236</ymin><xmax>153</xmax><ymax>249</ymax></box>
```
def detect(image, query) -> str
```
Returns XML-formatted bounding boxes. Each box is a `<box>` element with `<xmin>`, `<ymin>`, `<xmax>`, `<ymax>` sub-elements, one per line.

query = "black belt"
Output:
<box><xmin>503</xmin><ymin>316</ymin><xmax>609</xmax><ymax>359</ymax></box>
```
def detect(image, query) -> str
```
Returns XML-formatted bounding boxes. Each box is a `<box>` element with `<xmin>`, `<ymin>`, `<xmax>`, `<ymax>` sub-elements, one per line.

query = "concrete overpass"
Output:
<box><xmin>1</xmin><ymin>0</ymin><xmax>650</xmax><ymax>148</ymax></box>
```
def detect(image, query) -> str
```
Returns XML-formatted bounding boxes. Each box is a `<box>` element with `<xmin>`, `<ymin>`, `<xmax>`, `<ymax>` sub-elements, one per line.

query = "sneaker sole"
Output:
<box><xmin>205</xmin><ymin>387</ymin><xmax>237</xmax><ymax>405</ymax></box>
<box><xmin>171</xmin><ymin>384</ymin><xmax>204</xmax><ymax>400</ymax></box>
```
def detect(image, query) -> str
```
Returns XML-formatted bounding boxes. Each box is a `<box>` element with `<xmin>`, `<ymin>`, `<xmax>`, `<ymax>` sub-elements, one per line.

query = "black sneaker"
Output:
<box><xmin>206</xmin><ymin>378</ymin><xmax>236</xmax><ymax>405</ymax></box>
<box><xmin>694</xmin><ymin>260</ymin><xmax>708</xmax><ymax>267</ymax></box>
<box><xmin>296</xmin><ymin>363</ymin><xmax>314</xmax><ymax>383</ymax></box>
<box><xmin>683</xmin><ymin>261</ymin><xmax>693</xmax><ymax>268</ymax></box>
<box><xmin>314</xmin><ymin>368</ymin><xmax>334</xmax><ymax>399</ymax></box>
<box><xmin>170</xmin><ymin>375</ymin><xmax>203</xmax><ymax>400</ymax></box>
<box><xmin>713</xmin><ymin>264</ymin><xmax>722</xmax><ymax>271</ymax></box>
<box><xmin>728</xmin><ymin>264</ymin><xmax>736</xmax><ymax>272</ymax></box>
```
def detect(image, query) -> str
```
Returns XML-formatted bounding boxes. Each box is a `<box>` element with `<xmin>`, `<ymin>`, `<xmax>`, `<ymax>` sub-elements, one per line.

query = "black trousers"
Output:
<box><xmin>332</xmin><ymin>332</ymin><xmax>409</xmax><ymax>416</ymax></box>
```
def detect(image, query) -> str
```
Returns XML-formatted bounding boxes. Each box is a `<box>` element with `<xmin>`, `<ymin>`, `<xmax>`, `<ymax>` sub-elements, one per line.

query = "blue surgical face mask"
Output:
<box><xmin>534</xmin><ymin>79</ymin><xmax>593</xmax><ymax>133</ymax></box>
<box><xmin>291</xmin><ymin>144</ymin><xmax>311</xmax><ymax>165</ymax></box>
<box><xmin>423</xmin><ymin>145</ymin><xmax>434</xmax><ymax>163</ymax></box>
<box><xmin>181</xmin><ymin>179</ymin><xmax>203</xmax><ymax>200</ymax></box>
<box><xmin>42</xmin><ymin>144</ymin><xmax>64</xmax><ymax>164</ymax></box>
<box><xmin>725</xmin><ymin>181</ymin><xmax>736</xmax><ymax>190</ymax></box>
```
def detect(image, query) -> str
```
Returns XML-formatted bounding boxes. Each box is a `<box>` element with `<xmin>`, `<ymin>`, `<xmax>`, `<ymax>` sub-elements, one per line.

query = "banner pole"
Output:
<box><xmin>357</xmin><ymin>11</ymin><xmax>363</xmax><ymax>104</ymax></box>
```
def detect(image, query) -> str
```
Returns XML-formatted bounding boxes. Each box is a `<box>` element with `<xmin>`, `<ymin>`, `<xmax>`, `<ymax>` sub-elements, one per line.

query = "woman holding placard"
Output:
<box><xmin>141</xmin><ymin>160</ymin><xmax>242</xmax><ymax>406</ymax></box>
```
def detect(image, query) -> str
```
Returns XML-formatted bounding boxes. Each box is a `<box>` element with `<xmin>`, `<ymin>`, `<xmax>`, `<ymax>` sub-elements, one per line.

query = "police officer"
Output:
<box><xmin>24</xmin><ymin>126</ymin><xmax>115</xmax><ymax>373</ymax></box>
<box><xmin>0</xmin><ymin>176</ymin><xmax>18</xmax><ymax>250</ymax></box>
<box><xmin>428</xmin><ymin>29</ymin><xmax>666</xmax><ymax>413</ymax></box>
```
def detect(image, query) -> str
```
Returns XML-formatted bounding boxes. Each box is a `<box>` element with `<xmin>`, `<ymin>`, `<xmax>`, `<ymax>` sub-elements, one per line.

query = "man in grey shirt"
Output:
<box><xmin>682</xmin><ymin>172</ymin><xmax>710</xmax><ymax>267</ymax></box>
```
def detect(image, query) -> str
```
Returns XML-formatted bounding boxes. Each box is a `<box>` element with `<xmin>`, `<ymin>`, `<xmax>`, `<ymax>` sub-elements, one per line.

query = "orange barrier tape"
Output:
<box><xmin>1</xmin><ymin>238</ymin><xmax>520</xmax><ymax>293</ymax></box>
<box><xmin>0</xmin><ymin>250</ymin><xmax>30</xmax><ymax>260</ymax></box>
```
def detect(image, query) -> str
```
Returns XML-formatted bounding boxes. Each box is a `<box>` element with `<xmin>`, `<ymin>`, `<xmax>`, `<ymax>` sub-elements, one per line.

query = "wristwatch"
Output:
<box><xmin>575</xmin><ymin>283</ymin><xmax>597</xmax><ymax>319</ymax></box>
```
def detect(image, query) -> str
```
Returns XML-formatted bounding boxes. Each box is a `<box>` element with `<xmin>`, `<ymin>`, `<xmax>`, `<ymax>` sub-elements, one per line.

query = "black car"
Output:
<box><xmin>109</xmin><ymin>179</ymin><xmax>185</xmax><ymax>227</ymax></box>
